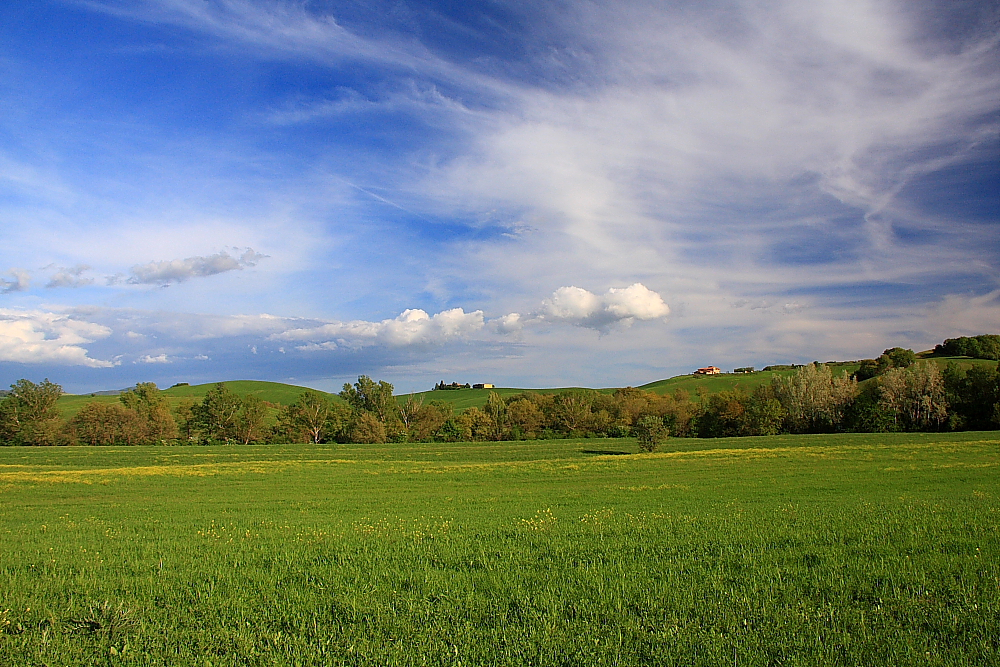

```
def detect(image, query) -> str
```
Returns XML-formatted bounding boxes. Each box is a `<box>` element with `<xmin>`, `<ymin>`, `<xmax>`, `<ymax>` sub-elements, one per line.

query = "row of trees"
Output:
<box><xmin>934</xmin><ymin>335</ymin><xmax>1000</xmax><ymax>361</ymax></box>
<box><xmin>1</xmin><ymin>360</ymin><xmax>998</xmax><ymax>447</ymax></box>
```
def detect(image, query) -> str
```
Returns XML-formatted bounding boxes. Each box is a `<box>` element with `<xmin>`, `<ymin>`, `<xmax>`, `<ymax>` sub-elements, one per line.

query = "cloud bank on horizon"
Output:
<box><xmin>0</xmin><ymin>0</ymin><xmax>997</xmax><ymax>393</ymax></box>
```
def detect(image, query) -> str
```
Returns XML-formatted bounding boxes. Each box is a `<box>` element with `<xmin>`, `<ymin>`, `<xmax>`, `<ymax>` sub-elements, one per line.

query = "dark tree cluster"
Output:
<box><xmin>853</xmin><ymin>347</ymin><xmax>918</xmax><ymax>381</ymax></box>
<box><xmin>934</xmin><ymin>335</ymin><xmax>1000</xmax><ymax>361</ymax></box>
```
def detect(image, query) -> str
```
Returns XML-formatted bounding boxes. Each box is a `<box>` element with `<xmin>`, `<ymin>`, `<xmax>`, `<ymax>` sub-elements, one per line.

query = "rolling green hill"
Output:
<box><xmin>54</xmin><ymin>356</ymin><xmax>997</xmax><ymax>419</ymax></box>
<box><xmin>56</xmin><ymin>380</ymin><xmax>336</xmax><ymax>420</ymax></box>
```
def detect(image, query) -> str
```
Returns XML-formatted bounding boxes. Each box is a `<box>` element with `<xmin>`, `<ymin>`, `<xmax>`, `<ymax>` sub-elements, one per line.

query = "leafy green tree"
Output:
<box><xmin>484</xmin><ymin>391</ymin><xmax>510</xmax><ymax>440</ymax></box>
<box><xmin>403</xmin><ymin>400</ymin><xmax>452</xmax><ymax>442</ymax></box>
<box><xmin>434</xmin><ymin>417</ymin><xmax>469</xmax><ymax>442</ymax></box>
<box><xmin>174</xmin><ymin>399</ymin><xmax>198</xmax><ymax>441</ymax></box>
<box><xmin>350</xmin><ymin>411</ymin><xmax>386</xmax><ymax>444</ymax></box>
<box><xmin>634</xmin><ymin>415</ymin><xmax>667</xmax><ymax>452</ymax></box>
<box><xmin>743</xmin><ymin>387</ymin><xmax>785</xmax><ymax>436</ymax></box>
<box><xmin>119</xmin><ymin>382</ymin><xmax>178</xmax><ymax>443</ymax></box>
<box><xmin>340</xmin><ymin>376</ymin><xmax>396</xmax><ymax>423</ymax></box>
<box><xmin>70</xmin><ymin>403</ymin><xmax>120</xmax><ymax>446</ymax></box>
<box><xmin>506</xmin><ymin>397</ymin><xmax>544</xmax><ymax>439</ymax></box>
<box><xmin>276</xmin><ymin>390</ymin><xmax>348</xmax><ymax>443</ymax></box>
<box><xmin>194</xmin><ymin>383</ymin><xmax>243</xmax><ymax>442</ymax></box>
<box><xmin>0</xmin><ymin>379</ymin><xmax>64</xmax><ymax>446</ymax></box>
<box><xmin>856</xmin><ymin>348</ymin><xmax>917</xmax><ymax>381</ymax></box>
<box><xmin>935</xmin><ymin>335</ymin><xmax>1000</xmax><ymax>360</ymax></box>
<box><xmin>943</xmin><ymin>361</ymin><xmax>1000</xmax><ymax>430</ymax></box>
<box><xmin>883</xmin><ymin>347</ymin><xmax>917</xmax><ymax>369</ymax></box>
<box><xmin>235</xmin><ymin>395</ymin><xmax>269</xmax><ymax>445</ymax></box>
<box><xmin>552</xmin><ymin>391</ymin><xmax>593</xmax><ymax>435</ymax></box>
<box><xmin>455</xmin><ymin>406</ymin><xmax>494</xmax><ymax>441</ymax></box>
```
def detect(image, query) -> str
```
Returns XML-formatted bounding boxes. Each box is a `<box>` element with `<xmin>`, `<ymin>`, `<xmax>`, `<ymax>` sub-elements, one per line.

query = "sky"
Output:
<box><xmin>0</xmin><ymin>0</ymin><xmax>998</xmax><ymax>394</ymax></box>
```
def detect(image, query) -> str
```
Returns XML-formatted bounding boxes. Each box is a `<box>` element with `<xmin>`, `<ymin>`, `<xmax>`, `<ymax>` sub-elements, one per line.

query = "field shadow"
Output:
<box><xmin>580</xmin><ymin>449</ymin><xmax>632</xmax><ymax>456</ymax></box>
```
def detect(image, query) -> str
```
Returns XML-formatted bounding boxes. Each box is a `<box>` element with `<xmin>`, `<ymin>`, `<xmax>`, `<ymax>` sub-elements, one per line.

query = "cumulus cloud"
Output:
<box><xmin>1</xmin><ymin>268</ymin><xmax>31</xmax><ymax>294</ymax></box>
<box><xmin>137</xmin><ymin>354</ymin><xmax>171</xmax><ymax>364</ymax></box>
<box><xmin>46</xmin><ymin>264</ymin><xmax>94</xmax><ymax>289</ymax></box>
<box><xmin>127</xmin><ymin>248</ymin><xmax>267</xmax><ymax>285</ymax></box>
<box><xmin>499</xmin><ymin>283</ymin><xmax>670</xmax><ymax>333</ymax></box>
<box><xmin>0</xmin><ymin>308</ymin><xmax>114</xmax><ymax>367</ymax></box>
<box><xmin>273</xmin><ymin>307</ymin><xmax>485</xmax><ymax>350</ymax></box>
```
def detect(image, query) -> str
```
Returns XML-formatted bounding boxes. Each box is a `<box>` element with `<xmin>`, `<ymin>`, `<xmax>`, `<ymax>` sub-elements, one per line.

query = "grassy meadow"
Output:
<box><xmin>1</xmin><ymin>431</ymin><xmax>998</xmax><ymax>665</ymax></box>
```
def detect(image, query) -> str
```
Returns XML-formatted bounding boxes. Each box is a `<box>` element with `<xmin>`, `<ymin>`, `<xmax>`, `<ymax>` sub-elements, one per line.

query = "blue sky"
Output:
<box><xmin>1</xmin><ymin>0</ymin><xmax>998</xmax><ymax>394</ymax></box>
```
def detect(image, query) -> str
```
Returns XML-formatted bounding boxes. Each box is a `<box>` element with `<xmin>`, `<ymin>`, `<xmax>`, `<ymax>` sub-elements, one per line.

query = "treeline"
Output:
<box><xmin>934</xmin><ymin>335</ymin><xmax>1000</xmax><ymax>361</ymax></box>
<box><xmin>1</xmin><ymin>360</ymin><xmax>998</xmax><ymax>446</ymax></box>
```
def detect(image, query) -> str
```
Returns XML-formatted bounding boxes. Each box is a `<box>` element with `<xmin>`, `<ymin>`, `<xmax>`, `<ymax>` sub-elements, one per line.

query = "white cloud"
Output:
<box><xmin>505</xmin><ymin>283</ymin><xmax>670</xmax><ymax>332</ymax></box>
<box><xmin>137</xmin><ymin>353</ymin><xmax>171</xmax><ymax>364</ymax></box>
<box><xmin>127</xmin><ymin>248</ymin><xmax>267</xmax><ymax>285</ymax></box>
<box><xmin>493</xmin><ymin>312</ymin><xmax>524</xmax><ymax>335</ymax></box>
<box><xmin>0</xmin><ymin>269</ymin><xmax>31</xmax><ymax>294</ymax></box>
<box><xmin>46</xmin><ymin>264</ymin><xmax>94</xmax><ymax>289</ymax></box>
<box><xmin>273</xmin><ymin>307</ymin><xmax>485</xmax><ymax>349</ymax></box>
<box><xmin>0</xmin><ymin>308</ymin><xmax>113</xmax><ymax>367</ymax></box>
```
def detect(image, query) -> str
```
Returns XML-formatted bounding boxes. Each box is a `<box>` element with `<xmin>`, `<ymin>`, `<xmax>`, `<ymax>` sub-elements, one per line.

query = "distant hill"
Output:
<box><xmin>53</xmin><ymin>356</ymin><xmax>997</xmax><ymax>419</ymax></box>
<box><xmin>57</xmin><ymin>380</ymin><xmax>337</xmax><ymax>420</ymax></box>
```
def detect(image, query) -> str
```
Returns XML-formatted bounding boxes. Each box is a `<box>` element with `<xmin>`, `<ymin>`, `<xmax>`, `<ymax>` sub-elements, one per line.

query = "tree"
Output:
<box><xmin>883</xmin><ymin>347</ymin><xmax>917</xmax><ymax>369</ymax></box>
<box><xmin>340</xmin><ymin>376</ymin><xmax>396</xmax><ymax>423</ymax></box>
<box><xmin>935</xmin><ymin>335</ymin><xmax>1000</xmax><ymax>360</ymax></box>
<box><xmin>634</xmin><ymin>415</ymin><xmax>667</xmax><ymax>452</ymax></box>
<box><xmin>434</xmin><ymin>417</ymin><xmax>470</xmax><ymax>442</ymax></box>
<box><xmin>276</xmin><ymin>390</ymin><xmax>347</xmax><ymax>444</ymax></box>
<box><xmin>119</xmin><ymin>382</ymin><xmax>178</xmax><ymax>443</ymax></box>
<box><xmin>877</xmin><ymin>362</ymin><xmax>948</xmax><ymax>431</ymax></box>
<box><xmin>194</xmin><ymin>383</ymin><xmax>243</xmax><ymax>442</ymax></box>
<box><xmin>855</xmin><ymin>348</ymin><xmax>918</xmax><ymax>381</ymax></box>
<box><xmin>506</xmin><ymin>398</ymin><xmax>544</xmax><ymax>439</ymax></box>
<box><xmin>552</xmin><ymin>391</ymin><xmax>593</xmax><ymax>435</ymax></box>
<box><xmin>350</xmin><ymin>411</ymin><xmax>386</xmax><ymax>444</ymax></box>
<box><xmin>0</xmin><ymin>379</ymin><xmax>64</xmax><ymax>446</ymax></box>
<box><xmin>397</xmin><ymin>394</ymin><xmax>424</xmax><ymax>434</ymax></box>
<box><xmin>484</xmin><ymin>391</ymin><xmax>510</xmax><ymax>440</ymax></box>
<box><xmin>403</xmin><ymin>400</ymin><xmax>452</xmax><ymax>442</ymax></box>
<box><xmin>772</xmin><ymin>363</ymin><xmax>857</xmax><ymax>432</ymax></box>
<box><xmin>944</xmin><ymin>362</ymin><xmax>1000</xmax><ymax>430</ymax></box>
<box><xmin>455</xmin><ymin>406</ymin><xmax>494</xmax><ymax>441</ymax></box>
<box><xmin>174</xmin><ymin>399</ymin><xmax>198</xmax><ymax>441</ymax></box>
<box><xmin>234</xmin><ymin>395</ymin><xmax>269</xmax><ymax>445</ymax></box>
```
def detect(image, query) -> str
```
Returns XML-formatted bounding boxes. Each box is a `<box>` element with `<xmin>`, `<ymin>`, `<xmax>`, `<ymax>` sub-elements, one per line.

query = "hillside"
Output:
<box><xmin>54</xmin><ymin>356</ymin><xmax>997</xmax><ymax>418</ymax></box>
<box><xmin>56</xmin><ymin>380</ymin><xmax>337</xmax><ymax>420</ymax></box>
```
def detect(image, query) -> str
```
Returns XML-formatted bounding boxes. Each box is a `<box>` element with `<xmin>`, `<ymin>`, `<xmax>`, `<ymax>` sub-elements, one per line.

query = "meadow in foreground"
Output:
<box><xmin>1</xmin><ymin>432</ymin><xmax>998</xmax><ymax>666</ymax></box>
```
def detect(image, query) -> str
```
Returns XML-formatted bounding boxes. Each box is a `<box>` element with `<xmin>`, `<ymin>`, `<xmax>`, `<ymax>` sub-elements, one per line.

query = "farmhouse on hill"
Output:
<box><xmin>694</xmin><ymin>366</ymin><xmax>722</xmax><ymax>375</ymax></box>
<box><xmin>473</xmin><ymin>383</ymin><xmax>495</xmax><ymax>389</ymax></box>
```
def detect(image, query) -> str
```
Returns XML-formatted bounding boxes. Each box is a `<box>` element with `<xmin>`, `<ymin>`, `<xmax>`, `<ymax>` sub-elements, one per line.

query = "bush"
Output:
<box><xmin>633</xmin><ymin>415</ymin><xmax>667</xmax><ymax>452</ymax></box>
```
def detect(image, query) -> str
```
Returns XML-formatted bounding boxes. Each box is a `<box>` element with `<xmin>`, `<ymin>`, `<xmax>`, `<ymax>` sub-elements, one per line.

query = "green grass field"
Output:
<box><xmin>1</xmin><ymin>431</ymin><xmax>998</xmax><ymax>665</ymax></box>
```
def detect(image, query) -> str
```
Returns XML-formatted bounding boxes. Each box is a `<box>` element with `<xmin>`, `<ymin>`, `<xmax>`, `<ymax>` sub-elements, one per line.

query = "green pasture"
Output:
<box><xmin>1</xmin><ymin>431</ymin><xmax>998</xmax><ymax>665</ymax></box>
